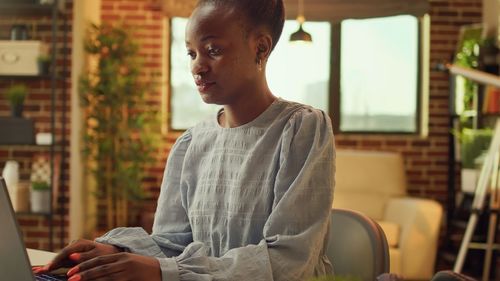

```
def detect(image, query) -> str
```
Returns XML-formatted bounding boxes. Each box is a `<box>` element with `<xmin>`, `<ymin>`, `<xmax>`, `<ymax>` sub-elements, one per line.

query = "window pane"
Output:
<box><xmin>340</xmin><ymin>15</ymin><xmax>419</xmax><ymax>133</ymax></box>
<box><xmin>267</xmin><ymin>21</ymin><xmax>331</xmax><ymax>112</ymax></box>
<box><xmin>170</xmin><ymin>18</ymin><xmax>331</xmax><ymax>130</ymax></box>
<box><xmin>170</xmin><ymin>18</ymin><xmax>219</xmax><ymax>130</ymax></box>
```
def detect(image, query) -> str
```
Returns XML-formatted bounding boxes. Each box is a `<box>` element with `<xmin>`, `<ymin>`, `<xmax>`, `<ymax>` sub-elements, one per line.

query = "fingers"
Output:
<box><xmin>46</xmin><ymin>239</ymin><xmax>96</xmax><ymax>271</ymax></box>
<box><xmin>66</xmin><ymin>253</ymin><xmax>161</xmax><ymax>281</ymax></box>
<box><xmin>32</xmin><ymin>266</ymin><xmax>44</xmax><ymax>274</ymax></box>
<box><xmin>68</xmin><ymin>254</ymin><xmax>126</xmax><ymax>281</ymax></box>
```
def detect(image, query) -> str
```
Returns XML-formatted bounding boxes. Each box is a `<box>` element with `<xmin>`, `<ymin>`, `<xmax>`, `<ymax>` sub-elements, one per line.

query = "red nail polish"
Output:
<box><xmin>67</xmin><ymin>266</ymin><xmax>79</xmax><ymax>276</ymax></box>
<box><xmin>69</xmin><ymin>253</ymin><xmax>81</xmax><ymax>261</ymax></box>
<box><xmin>68</xmin><ymin>274</ymin><xmax>81</xmax><ymax>281</ymax></box>
<box><xmin>42</xmin><ymin>263</ymin><xmax>52</xmax><ymax>270</ymax></box>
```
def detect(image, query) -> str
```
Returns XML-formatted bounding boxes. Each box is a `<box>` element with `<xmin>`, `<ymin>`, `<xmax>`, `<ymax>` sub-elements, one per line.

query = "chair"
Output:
<box><xmin>430</xmin><ymin>271</ymin><xmax>477</xmax><ymax>281</ymax></box>
<box><xmin>327</xmin><ymin>208</ymin><xmax>390</xmax><ymax>281</ymax></box>
<box><xmin>334</xmin><ymin>149</ymin><xmax>443</xmax><ymax>280</ymax></box>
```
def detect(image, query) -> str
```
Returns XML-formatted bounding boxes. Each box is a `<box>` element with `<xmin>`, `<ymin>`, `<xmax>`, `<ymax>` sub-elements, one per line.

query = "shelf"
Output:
<box><xmin>481</xmin><ymin>113</ymin><xmax>500</xmax><ymax>117</ymax></box>
<box><xmin>450</xmin><ymin>110</ymin><xmax>478</xmax><ymax>118</ymax></box>
<box><xmin>0</xmin><ymin>144</ymin><xmax>60</xmax><ymax>151</ymax></box>
<box><xmin>0</xmin><ymin>4</ymin><xmax>57</xmax><ymax>17</ymax></box>
<box><xmin>16</xmin><ymin>211</ymin><xmax>51</xmax><ymax>217</ymax></box>
<box><xmin>0</xmin><ymin>74</ymin><xmax>54</xmax><ymax>80</ymax></box>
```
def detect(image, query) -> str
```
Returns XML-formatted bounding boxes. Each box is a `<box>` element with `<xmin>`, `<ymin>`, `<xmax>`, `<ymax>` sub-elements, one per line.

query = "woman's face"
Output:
<box><xmin>185</xmin><ymin>4</ymin><xmax>260</xmax><ymax>105</ymax></box>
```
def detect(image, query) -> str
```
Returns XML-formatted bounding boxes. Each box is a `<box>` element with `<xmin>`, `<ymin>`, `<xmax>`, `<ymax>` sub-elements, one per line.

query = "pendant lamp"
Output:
<box><xmin>289</xmin><ymin>0</ymin><xmax>312</xmax><ymax>43</ymax></box>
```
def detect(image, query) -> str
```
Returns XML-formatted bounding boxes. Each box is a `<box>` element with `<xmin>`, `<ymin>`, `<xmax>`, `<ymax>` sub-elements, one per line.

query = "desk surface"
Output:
<box><xmin>27</xmin><ymin>248</ymin><xmax>56</xmax><ymax>266</ymax></box>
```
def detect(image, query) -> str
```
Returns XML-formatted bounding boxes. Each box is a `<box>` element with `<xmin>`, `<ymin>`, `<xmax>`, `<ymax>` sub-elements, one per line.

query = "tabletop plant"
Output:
<box><xmin>79</xmin><ymin>23</ymin><xmax>159</xmax><ymax>229</ymax></box>
<box><xmin>37</xmin><ymin>54</ymin><xmax>52</xmax><ymax>75</ymax></box>
<box><xmin>5</xmin><ymin>84</ymin><xmax>28</xmax><ymax>117</ymax></box>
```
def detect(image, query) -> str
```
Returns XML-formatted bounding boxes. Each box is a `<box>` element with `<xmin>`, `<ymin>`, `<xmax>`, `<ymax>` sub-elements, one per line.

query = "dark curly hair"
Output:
<box><xmin>196</xmin><ymin>0</ymin><xmax>285</xmax><ymax>51</ymax></box>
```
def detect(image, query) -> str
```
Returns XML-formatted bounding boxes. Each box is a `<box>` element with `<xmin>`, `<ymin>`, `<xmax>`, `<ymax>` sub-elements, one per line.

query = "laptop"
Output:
<box><xmin>0</xmin><ymin>176</ymin><xmax>67</xmax><ymax>281</ymax></box>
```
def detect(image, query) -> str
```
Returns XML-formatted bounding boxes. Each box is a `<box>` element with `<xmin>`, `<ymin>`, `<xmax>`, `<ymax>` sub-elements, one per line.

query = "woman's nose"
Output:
<box><xmin>190</xmin><ymin>56</ymin><xmax>209</xmax><ymax>75</ymax></box>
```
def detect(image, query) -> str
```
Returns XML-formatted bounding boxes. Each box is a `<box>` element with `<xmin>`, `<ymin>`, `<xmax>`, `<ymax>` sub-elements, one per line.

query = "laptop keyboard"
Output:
<box><xmin>36</xmin><ymin>274</ymin><xmax>67</xmax><ymax>281</ymax></box>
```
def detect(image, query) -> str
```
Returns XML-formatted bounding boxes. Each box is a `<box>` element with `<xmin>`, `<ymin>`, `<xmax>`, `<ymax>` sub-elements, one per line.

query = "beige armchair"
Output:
<box><xmin>333</xmin><ymin>149</ymin><xmax>443</xmax><ymax>280</ymax></box>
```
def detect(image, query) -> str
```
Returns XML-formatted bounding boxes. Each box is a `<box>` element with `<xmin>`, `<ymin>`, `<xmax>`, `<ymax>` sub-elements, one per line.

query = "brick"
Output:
<box><xmin>336</xmin><ymin>140</ymin><xmax>358</xmax><ymax>147</ymax></box>
<box><xmin>27</xmin><ymin>231</ymin><xmax>50</xmax><ymax>238</ymax></box>
<box><xmin>102</xmin><ymin>14</ymin><xmax>121</xmax><ymax>21</ymax></box>
<box><xmin>117</xmin><ymin>3</ymin><xmax>139</xmax><ymax>11</ymax></box>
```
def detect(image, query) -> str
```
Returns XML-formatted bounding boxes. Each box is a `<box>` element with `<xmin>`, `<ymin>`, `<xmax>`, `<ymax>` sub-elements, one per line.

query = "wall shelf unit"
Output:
<box><xmin>0</xmin><ymin>0</ymin><xmax>68</xmax><ymax>251</ymax></box>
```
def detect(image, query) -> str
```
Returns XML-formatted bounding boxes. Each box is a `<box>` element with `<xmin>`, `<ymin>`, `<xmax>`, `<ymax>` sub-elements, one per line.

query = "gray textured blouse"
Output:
<box><xmin>96</xmin><ymin>98</ymin><xmax>336</xmax><ymax>281</ymax></box>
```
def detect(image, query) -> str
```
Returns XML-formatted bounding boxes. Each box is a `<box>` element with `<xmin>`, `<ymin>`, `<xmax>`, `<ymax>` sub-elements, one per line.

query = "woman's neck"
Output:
<box><xmin>218</xmin><ymin>87</ymin><xmax>276</xmax><ymax>128</ymax></box>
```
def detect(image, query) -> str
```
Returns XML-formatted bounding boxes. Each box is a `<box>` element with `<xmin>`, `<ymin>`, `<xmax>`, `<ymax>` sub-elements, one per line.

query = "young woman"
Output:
<box><xmin>37</xmin><ymin>0</ymin><xmax>335</xmax><ymax>280</ymax></box>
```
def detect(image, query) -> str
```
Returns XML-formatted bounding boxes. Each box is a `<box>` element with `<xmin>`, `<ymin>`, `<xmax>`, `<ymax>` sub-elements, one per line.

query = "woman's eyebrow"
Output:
<box><xmin>186</xmin><ymin>34</ymin><xmax>219</xmax><ymax>45</ymax></box>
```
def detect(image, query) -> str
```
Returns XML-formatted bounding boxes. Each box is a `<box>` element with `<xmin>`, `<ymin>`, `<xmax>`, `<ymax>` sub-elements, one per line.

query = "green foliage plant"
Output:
<box><xmin>79</xmin><ymin>23</ymin><xmax>159</xmax><ymax>229</ymax></box>
<box><xmin>37</xmin><ymin>54</ymin><xmax>52</xmax><ymax>63</ymax></box>
<box><xmin>455</xmin><ymin>38</ymin><xmax>480</xmax><ymax>112</ymax></box>
<box><xmin>31</xmin><ymin>181</ymin><xmax>50</xmax><ymax>191</ymax></box>
<box><xmin>5</xmin><ymin>84</ymin><xmax>28</xmax><ymax>106</ymax></box>
<box><xmin>457</xmin><ymin>128</ymin><xmax>492</xmax><ymax>169</ymax></box>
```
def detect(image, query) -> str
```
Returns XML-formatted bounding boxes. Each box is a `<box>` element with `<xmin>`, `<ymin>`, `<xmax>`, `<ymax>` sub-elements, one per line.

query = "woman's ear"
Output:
<box><xmin>255</xmin><ymin>33</ymin><xmax>273</xmax><ymax>62</ymax></box>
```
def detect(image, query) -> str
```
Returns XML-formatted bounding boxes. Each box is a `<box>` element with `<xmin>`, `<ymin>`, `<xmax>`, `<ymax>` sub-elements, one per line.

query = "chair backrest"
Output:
<box><xmin>326</xmin><ymin>209</ymin><xmax>390</xmax><ymax>281</ymax></box>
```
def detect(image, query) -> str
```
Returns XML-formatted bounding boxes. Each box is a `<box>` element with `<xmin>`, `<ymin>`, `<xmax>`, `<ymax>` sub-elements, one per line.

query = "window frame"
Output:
<box><xmin>166</xmin><ymin>15</ymin><xmax>427</xmax><ymax>135</ymax></box>
<box><xmin>330</xmin><ymin>16</ymin><xmax>425</xmax><ymax>135</ymax></box>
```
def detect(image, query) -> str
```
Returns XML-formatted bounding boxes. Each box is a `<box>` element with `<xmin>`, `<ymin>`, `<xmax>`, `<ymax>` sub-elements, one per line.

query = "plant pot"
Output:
<box><xmin>11</xmin><ymin>103</ymin><xmax>23</xmax><ymax>118</ymax></box>
<box><xmin>461</xmin><ymin>168</ymin><xmax>478</xmax><ymax>193</ymax></box>
<box><xmin>37</xmin><ymin>61</ymin><xmax>51</xmax><ymax>76</ymax></box>
<box><xmin>30</xmin><ymin>189</ymin><xmax>51</xmax><ymax>213</ymax></box>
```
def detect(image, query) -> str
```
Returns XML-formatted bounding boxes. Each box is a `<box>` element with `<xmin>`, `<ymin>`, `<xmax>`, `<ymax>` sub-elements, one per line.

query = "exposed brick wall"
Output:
<box><xmin>0</xmin><ymin>0</ymin><xmax>73</xmax><ymax>251</ymax></box>
<box><xmin>1</xmin><ymin>0</ymin><xmax>485</xmax><ymax>255</ymax></box>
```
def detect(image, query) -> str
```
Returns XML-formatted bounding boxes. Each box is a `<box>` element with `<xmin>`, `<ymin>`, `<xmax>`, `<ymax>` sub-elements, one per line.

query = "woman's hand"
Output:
<box><xmin>65</xmin><ymin>252</ymin><xmax>162</xmax><ymax>281</ymax></box>
<box><xmin>34</xmin><ymin>239</ymin><xmax>121</xmax><ymax>274</ymax></box>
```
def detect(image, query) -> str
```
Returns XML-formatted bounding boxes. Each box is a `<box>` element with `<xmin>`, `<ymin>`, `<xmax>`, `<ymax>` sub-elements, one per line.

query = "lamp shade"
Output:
<box><xmin>290</xmin><ymin>24</ymin><xmax>312</xmax><ymax>42</ymax></box>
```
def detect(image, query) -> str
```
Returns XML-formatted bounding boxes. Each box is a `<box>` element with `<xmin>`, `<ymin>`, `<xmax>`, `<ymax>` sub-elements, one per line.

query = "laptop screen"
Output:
<box><xmin>0</xmin><ymin>176</ymin><xmax>37</xmax><ymax>281</ymax></box>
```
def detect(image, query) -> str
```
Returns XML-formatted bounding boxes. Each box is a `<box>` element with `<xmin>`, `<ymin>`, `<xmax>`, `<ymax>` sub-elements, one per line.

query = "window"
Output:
<box><xmin>338</xmin><ymin>15</ymin><xmax>421</xmax><ymax>133</ymax></box>
<box><xmin>169</xmin><ymin>15</ymin><xmax>426</xmax><ymax>133</ymax></box>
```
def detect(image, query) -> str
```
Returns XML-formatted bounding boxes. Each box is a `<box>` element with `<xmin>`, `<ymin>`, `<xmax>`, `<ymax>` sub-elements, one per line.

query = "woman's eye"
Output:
<box><xmin>187</xmin><ymin>51</ymin><xmax>196</xmax><ymax>59</ymax></box>
<box><xmin>208</xmin><ymin>48</ymin><xmax>221</xmax><ymax>56</ymax></box>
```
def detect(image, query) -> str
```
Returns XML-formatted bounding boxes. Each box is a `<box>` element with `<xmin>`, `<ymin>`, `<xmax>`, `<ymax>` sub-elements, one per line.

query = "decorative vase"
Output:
<box><xmin>16</xmin><ymin>182</ymin><xmax>30</xmax><ymax>212</ymax></box>
<box><xmin>30</xmin><ymin>189</ymin><xmax>51</xmax><ymax>213</ymax></box>
<box><xmin>461</xmin><ymin>168</ymin><xmax>478</xmax><ymax>193</ymax></box>
<box><xmin>2</xmin><ymin>160</ymin><xmax>20</xmax><ymax>211</ymax></box>
<box><xmin>10</xmin><ymin>24</ymin><xmax>29</xmax><ymax>40</ymax></box>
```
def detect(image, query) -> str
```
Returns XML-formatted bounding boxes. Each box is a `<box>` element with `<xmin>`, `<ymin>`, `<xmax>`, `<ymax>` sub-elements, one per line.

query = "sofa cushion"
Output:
<box><xmin>333</xmin><ymin>192</ymin><xmax>387</xmax><ymax>220</ymax></box>
<box><xmin>334</xmin><ymin>149</ymin><xmax>408</xmax><ymax>220</ymax></box>
<box><xmin>389</xmin><ymin>248</ymin><xmax>402</xmax><ymax>275</ymax></box>
<box><xmin>376</xmin><ymin>220</ymin><xmax>400</xmax><ymax>248</ymax></box>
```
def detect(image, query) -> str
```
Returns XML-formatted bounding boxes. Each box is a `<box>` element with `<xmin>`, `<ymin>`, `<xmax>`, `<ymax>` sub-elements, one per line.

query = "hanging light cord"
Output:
<box><xmin>297</xmin><ymin>0</ymin><xmax>305</xmax><ymax>24</ymax></box>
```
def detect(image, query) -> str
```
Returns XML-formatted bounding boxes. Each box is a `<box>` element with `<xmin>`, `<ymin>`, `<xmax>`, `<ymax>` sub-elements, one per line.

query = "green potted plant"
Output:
<box><xmin>37</xmin><ymin>54</ymin><xmax>52</xmax><ymax>75</ymax></box>
<box><xmin>80</xmin><ymin>23</ymin><xmax>159</xmax><ymax>230</ymax></box>
<box><xmin>5</xmin><ymin>84</ymin><xmax>28</xmax><ymax>117</ymax></box>
<box><xmin>458</xmin><ymin>128</ymin><xmax>492</xmax><ymax>193</ymax></box>
<box><xmin>30</xmin><ymin>181</ymin><xmax>51</xmax><ymax>213</ymax></box>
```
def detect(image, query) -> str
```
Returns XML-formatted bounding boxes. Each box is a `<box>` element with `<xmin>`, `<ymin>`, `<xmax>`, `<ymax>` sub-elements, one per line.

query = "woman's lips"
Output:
<box><xmin>195</xmin><ymin>80</ymin><xmax>216</xmax><ymax>93</ymax></box>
